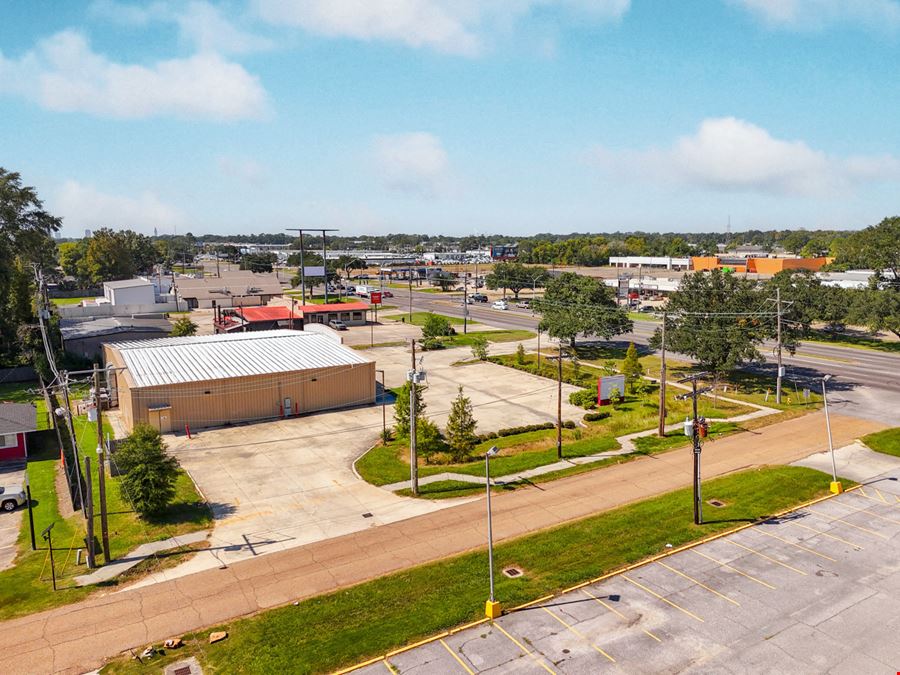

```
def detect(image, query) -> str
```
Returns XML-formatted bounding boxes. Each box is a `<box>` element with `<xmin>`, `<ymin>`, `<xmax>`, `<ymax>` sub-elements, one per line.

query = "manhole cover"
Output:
<box><xmin>707</xmin><ymin>499</ymin><xmax>726</xmax><ymax>508</ymax></box>
<box><xmin>174</xmin><ymin>668</ymin><xmax>191</xmax><ymax>675</ymax></box>
<box><xmin>502</xmin><ymin>566</ymin><xmax>523</xmax><ymax>578</ymax></box>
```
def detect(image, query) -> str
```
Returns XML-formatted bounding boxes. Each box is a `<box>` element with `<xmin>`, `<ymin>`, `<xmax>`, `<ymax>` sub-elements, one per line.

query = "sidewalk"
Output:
<box><xmin>0</xmin><ymin>412</ymin><xmax>883</xmax><ymax>675</ymax></box>
<box><xmin>73</xmin><ymin>530</ymin><xmax>210</xmax><ymax>586</ymax></box>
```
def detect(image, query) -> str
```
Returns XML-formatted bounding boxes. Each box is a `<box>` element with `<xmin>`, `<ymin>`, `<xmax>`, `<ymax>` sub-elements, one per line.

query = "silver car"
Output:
<box><xmin>0</xmin><ymin>485</ymin><xmax>26</xmax><ymax>512</ymax></box>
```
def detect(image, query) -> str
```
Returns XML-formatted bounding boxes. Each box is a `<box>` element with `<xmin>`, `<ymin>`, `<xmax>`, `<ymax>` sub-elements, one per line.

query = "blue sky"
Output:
<box><xmin>2</xmin><ymin>0</ymin><xmax>899</xmax><ymax>237</ymax></box>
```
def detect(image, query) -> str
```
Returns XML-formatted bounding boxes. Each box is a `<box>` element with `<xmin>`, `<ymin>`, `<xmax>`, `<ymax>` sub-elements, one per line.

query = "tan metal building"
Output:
<box><xmin>103</xmin><ymin>330</ymin><xmax>375</xmax><ymax>433</ymax></box>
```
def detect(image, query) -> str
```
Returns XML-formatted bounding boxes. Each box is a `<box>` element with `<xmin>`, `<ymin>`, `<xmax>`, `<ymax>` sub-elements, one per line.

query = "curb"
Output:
<box><xmin>331</xmin><ymin>482</ymin><xmax>858</xmax><ymax>674</ymax></box>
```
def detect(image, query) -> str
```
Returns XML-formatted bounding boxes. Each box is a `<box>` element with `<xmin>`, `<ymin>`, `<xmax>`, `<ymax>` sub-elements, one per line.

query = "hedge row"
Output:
<box><xmin>475</xmin><ymin>420</ymin><xmax>576</xmax><ymax>442</ymax></box>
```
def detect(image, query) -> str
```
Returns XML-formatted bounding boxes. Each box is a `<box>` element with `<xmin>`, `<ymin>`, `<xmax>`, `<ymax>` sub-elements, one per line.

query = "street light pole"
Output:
<box><xmin>822</xmin><ymin>375</ymin><xmax>842</xmax><ymax>494</ymax></box>
<box><xmin>485</xmin><ymin>445</ymin><xmax>501</xmax><ymax>620</ymax></box>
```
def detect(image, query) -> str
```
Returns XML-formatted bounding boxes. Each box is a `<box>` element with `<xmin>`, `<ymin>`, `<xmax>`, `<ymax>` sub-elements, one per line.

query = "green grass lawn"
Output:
<box><xmin>632</xmin><ymin>422</ymin><xmax>743</xmax><ymax>454</ymax></box>
<box><xmin>0</xmin><ymin>386</ymin><xmax>212</xmax><ymax>621</ymax></box>
<box><xmin>387</xmin><ymin>311</ymin><xmax>474</xmax><ymax>327</ymax></box>
<box><xmin>50</xmin><ymin>296</ymin><xmax>100</xmax><ymax>306</ymax></box>
<box><xmin>0</xmin><ymin>381</ymin><xmax>51</xmax><ymax>430</ymax></box>
<box><xmin>861</xmin><ymin>428</ymin><xmax>900</xmax><ymax>457</ymax></box>
<box><xmin>806</xmin><ymin>331</ymin><xmax>900</xmax><ymax>354</ymax></box>
<box><xmin>101</xmin><ymin>465</ymin><xmax>838</xmax><ymax>675</ymax></box>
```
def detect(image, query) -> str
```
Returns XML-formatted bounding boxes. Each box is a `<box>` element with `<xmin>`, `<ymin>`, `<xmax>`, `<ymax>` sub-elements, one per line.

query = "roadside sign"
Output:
<box><xmin>370</xmin><ymin>291</ymin><xmax>382</xmax><ymax>305</ymax></box>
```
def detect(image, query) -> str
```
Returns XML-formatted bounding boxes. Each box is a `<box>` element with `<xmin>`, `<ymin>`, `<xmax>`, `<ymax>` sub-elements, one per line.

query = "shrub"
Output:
<box><xmin>420</xmin><ymin>337</ymin><xmax>445</xmax><ymax>351</ymax></box>
<box><xmin>515</xmin><ymin>343</ymin><xmax>526</xmax><ymax>365</ymax></box>
<box><xmin>583</xmin><ymin>410</ymin><xmax>610</xmax><ymax>422</ymax></box>
<box><xmin>170</xmin><ymin>316</ymin><xmax>198</xmax><ymax>337</ymax></box>
<box><xmin>446</xmin><ymin>386</ymin><xmax>478</xmax><ymax>462</ymax></box>
<box><xmin>115</xmin><ymin>424</ymin><xmax>180</xmax><ymax>518</ymax></box>
<box><xmin>568</xmin><ymin>388</ymin><xmax>597</xmax><ymax>409</ymax></box>
<box><xmin>470</xmin><ymin>334</ymin><xmax>489</xmax><ymax>360</ymax></box>
<box><xmin>417</xmin><ymin>418</ymin><xmax>447</xmax><ymax>463</ymax></box>
<box><xmin>422</xmin><ymin>313</ymin><xmax>453</xmax><ymax>339</ymax></box>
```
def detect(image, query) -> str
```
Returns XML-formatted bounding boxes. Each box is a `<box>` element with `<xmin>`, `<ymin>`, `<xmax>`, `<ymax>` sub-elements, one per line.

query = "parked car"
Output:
<box><xmin>382</xmin><ymin>290</ymin><xmax>394</xmax><ymax>298</ymax></box>
<box><xmin>329</xmin><ymin>320</ymin><xmax>348</xmax><ymax>331</ymax></box>
<box><xmin>0</xmin><ymin>485</ymin><xmax>26</xmax><ymax>512</ymax></box>
<box><xmin>515</xmin><ymin>299</ymin><xmax>531</xmax><ymax>308</ymax></box>
<box><xmin>638</xmin><ymin>305</ymin><xmax>655</xmax><ymax>313</ymax></box>
<box><xmin>492</xmin><ymin>300</ymin><xmax>508</xmax><ymax>310</ymax></box>
<box><xmin>469</xmin><ymin>293</ymin><xmax>488</xmax><ymax>303</ymax></box>
<box><xmin>345</xmin><ymin>286</ymin><xmax>356</xmax><ymax>294</ymax></box>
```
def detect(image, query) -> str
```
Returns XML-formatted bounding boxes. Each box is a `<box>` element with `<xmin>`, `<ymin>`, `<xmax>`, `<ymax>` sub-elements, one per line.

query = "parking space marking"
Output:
<box><xmin>439</xmin><ymin>639</ymin><xmax>475</xmax><ymax>675</ymax></box>
<box><xmin>803</xmin><ymin>508</ymin><xmax>889</xmax><ymax>539</ymax></box>
<box><xmin>789</xmin><ymin>521</ymin><xmax>863</xmax><ymax>549</ymax></box>
<box><xmin>750</xmin><ymin>528</ymin><xmax>837</xmax><ymax>562</ymax></box>
<box><xmin>580</xmin><ymin>587</ymin><xmax>662</xmax><ymax>642</ymax></box>
<box><xmin>621</xmin><ymin>575</ymin><xmax>704</xmax><ymax>622</ymax></box>
<box><xmin>492</xmin><ymin>622</ymin><xmax>557</xmax><ymax>674</ymax></box>
<box><xmin>827</xmin><ymin>500</ymin><xmax>900</xmax><ymax>525</ymax></box>
<box><xmin>540</xmin><ymin>606</ymin><xmax>616</xmax><ymax>663</ymax></box>
<box><xmin>381</xmin><ymin>659</ymin><xmax>393</xmax><ymax>673</ymax></box>
<box><xmin>726</xmin><ymin>540</ymin><xmax>807</xmax><ymax>575</ymax></box>
<box><xmin>873</xmin><ymin>488</ymin><xmax>890</xmax><ymax>504</ymax></box>
<box><xmin>655</xmin><ymin>561</ymin><xmax>740</xmax><ymax>606</ymax></box>
<box><xmin>850</xmin><ymin>491</ymin><xmax>897</xmax><ymax>509</ymax></box>
<box><xmin>690</xmin><ymin>549</ymin><xmax>776</xmax><ymax>590</ymax></box>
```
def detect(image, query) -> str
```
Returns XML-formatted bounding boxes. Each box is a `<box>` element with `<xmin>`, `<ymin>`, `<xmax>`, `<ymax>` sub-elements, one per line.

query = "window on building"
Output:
<box><xmin>0</xmin><ymin>434</ymin><xmax>16</xmax><ymax>448</ymax></box>
<box><xmin>352</xmin><ymin>312</ymin><xmax>362</xmax><ymax>320</ymax></box>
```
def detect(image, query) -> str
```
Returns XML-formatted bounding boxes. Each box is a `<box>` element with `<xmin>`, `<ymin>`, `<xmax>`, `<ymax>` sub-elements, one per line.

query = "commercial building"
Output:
<box><xmin>297</xmin><ymin>301</ymin><xmax>370</xmax><ymax>326</ymax></box>
<box><xmin>690</xmin><ymin>256</ymin><xmax>830</xmax><ymax>274</ymax></box>
<box><xmin>61</xmin><ymin>317</ymin><xmax>172</xmax><ymax>359</ymax></box>
<box><xmin>214</xmin><ymin>305</ymin><xmax>304</xmax><ymax>334</ymax></box>
<box><xmin>609</xmin><ymin>256</ymin><xmax>691</xmax><ymax>270</ymax></box>
<box><xmin>173</xmin><ymin>271</ymin><xmax>287</xmax><ymax>309</ymax></box>
<box><xmin>0</xmin><ymin>402</ymin><xmax>37</xmax><ymax>461</ymax></box>
<box><xmin>104</xmin><ymin>330</ymin><xmax>375</xmax><ymax>433</ymax></box>
<box><xmin>103</xmin><ymin>278</ymin><xmax>156</xmax><ymax>306</ymax></box>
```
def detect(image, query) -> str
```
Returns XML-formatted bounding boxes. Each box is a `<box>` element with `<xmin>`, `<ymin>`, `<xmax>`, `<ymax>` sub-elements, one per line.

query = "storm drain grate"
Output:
<box><xmin>707</xmin><ymin>499</ymin><xmax>726</xmax><ymax>508</ymax></box>
<box><xmin>362</xmin><ymin>512</ymin><xmax>373</xmax><ymax>518</ymax></box>
<box><xmin>173</xmin><ymin>668</ymin><xmax>192</xmax><ymax>675</ymax></box>
<box><xmin>502</xmin><ymin>566</ymin><xmax>523</xmax><ymax>578</ymax></box>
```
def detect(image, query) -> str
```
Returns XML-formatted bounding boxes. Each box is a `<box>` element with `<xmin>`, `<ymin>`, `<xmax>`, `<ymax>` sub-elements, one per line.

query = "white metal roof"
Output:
<box><xmin>111</xmin><ymin>330</ymin><xmax>371</xmax><ymax>388</ymax></box>
<box><xmin>103</xmin><ymin>278</ymin><xmax>154</xmax><ymax>289</ymax></box>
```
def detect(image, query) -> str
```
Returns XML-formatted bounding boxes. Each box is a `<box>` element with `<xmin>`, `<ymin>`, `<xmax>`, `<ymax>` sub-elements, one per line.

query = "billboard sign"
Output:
<box><xmin>370</xmin><ymin>291</ymin><xmax>382</xmax><ymax>305</ymax></box>
<box><xmin>303</xmin><ymin>265</ymin><xmax>326</xmax><ymax>277</ymax></box>
<box><xmin>597</xmin><ymin>375</ymin><xmax>625</xmax><ymax>405</ymax></box>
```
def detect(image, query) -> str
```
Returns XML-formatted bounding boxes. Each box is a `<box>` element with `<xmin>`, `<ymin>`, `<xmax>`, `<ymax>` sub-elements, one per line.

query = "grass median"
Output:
<box><xmin>861</xmin><ymin>428</ymin><xmax>900</xmax><ymax>457</ymax></box>
<box><xmin>101</xmin><ymin>465</ymin><xmax>838</xmax><ymax>675</ymax></box>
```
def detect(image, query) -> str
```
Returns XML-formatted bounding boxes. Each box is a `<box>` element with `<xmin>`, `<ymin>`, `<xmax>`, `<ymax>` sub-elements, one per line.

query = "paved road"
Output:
<box><xmin>0</xmin><ymin>413</ymin><xmax>882</xmax><ymax>675</ymax></box>
<box><xmin>351</xmin><ymin>464</ymin><xmax>900</xmax><ymax>674</ymax></box>
<box><xmin>387</xmin><ymin>288</ymin><xmax>900</xmax><ymax>424</ymax></box>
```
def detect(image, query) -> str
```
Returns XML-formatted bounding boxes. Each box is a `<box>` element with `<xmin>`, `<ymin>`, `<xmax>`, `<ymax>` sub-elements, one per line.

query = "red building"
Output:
<box><xmin>0</xmin><ymin>402</ymin><xmax>37</xmax><ymax>461</ymax></box>
<box><xmin>215</xmin><ymin>305</ymin><xmax>304</xmax><ymax>333</ymax></box>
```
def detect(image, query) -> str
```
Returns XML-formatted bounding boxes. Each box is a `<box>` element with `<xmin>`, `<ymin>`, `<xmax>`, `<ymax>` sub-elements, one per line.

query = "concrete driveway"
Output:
<box><xmin>129</xmin><ymin>345</ymin><xmax>582</xmax><ymax>588</ymax></box>
<box><xmin>0</xmin><ymin>460</ymin><xmax>26</xmax><ymax>571</ymax></box>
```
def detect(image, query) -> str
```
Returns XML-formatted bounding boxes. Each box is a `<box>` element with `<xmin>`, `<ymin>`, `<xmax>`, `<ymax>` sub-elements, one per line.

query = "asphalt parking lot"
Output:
<box><xmin>350</xmin><ymin>470</ymin><xmax>900</xmax><ymax>674</ymax></box>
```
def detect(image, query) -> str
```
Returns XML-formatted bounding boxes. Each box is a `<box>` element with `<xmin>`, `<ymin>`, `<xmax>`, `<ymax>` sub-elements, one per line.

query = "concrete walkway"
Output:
<box><xmin>0</xmin><ymin>412</ymin><xmax>882</xmax><ymax>675</ymax></box>
<box><xmin>381</xmin><ymin>383</ymin><xmax>778</xmax><ymax>492</ymax></box>
<box><xmin>73</xmin><ymin>530</ymin><xmax>211</xmax><ymax>586</ymax></box>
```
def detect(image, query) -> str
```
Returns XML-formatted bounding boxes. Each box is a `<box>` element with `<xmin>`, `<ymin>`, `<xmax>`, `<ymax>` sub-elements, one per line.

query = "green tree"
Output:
<box><xmin>422</xmin><ymin>313</ymin><xmax>453</xmax><ymax>339</ymax></box>
<box><xmin>836</xmin><ymin>217</ymin><xmax>900</xmax><ymax>283</ymax></box>
<box><xmin>470</xmin><ymin>334</ymin><xmax>489</xmax><ymax>360</ymax></box>
<box><xmin>115</xmin><ymin>424</ymin><xmax>180</xmax><ymax>518</ymax></box>
<box><xmin>445</xmin><ymin>385</ymin><xmax>478</xmax><ymax>462</ymax></box>
<box><xmin>485</xmin><ymin>262</ymin><xmax>548</xmax><ymax>300</ymax></box>
<box><xmin>848</xmin><ymin>287</ymin><xmax>900</xmax><ymax>338</ymax></box>
<box><xmin>533</xmin><ymin>272</ymin><xmax>632</xmax><ymax>347</ymax></box>
<box><xmin>393</xmin><ymin>381</ymin><xmax>426</xmax><ymax>438</ymax></box>
<box><xmin>240</xmin><ymin>252</ymin><xmax>277</xmax><ymax>273</ymax></box>
<box><xmin>430</xmin><ymin>270</ymin><xmax>457</xmax><ymax>291</ymax></box>
<box><xmin>515</xmin><ymin>343</ymin><xmax>526</xmax><ymax>365</ymax></box>
<box><xmin>170</xmin><ymin>316</ymin><xmax>198</xmax><ymax>337</ymax></box>
<box><xmin>83</xmin><ymin>228</ymin><xmax>139</xmax><ymax>283</ymax></box>
<box><xmin>58</xmin><ymin>240</ymin><xmax>90</xmax><ymax>283</ymax></box>
<box><xmin>650</xmin><ymin>269</ymin><xmax>767</xmax><ymax>375</ymax></box>
<box><xmin>417</xmin><ymin>418</ymin><xmax>446</xmax><ymax>463</ymax></box>
<box><xmin>621</xmin><ymin>342</ymin><xmax>644</xmax><ymax>393</ymax></box>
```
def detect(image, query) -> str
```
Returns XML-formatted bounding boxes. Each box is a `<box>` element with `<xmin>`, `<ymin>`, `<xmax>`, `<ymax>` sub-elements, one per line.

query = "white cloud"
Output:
<box><xmin>217</xmin><ymin>156</ymin><xmax>268</xmax><ymax>185</ymax></box>
<box><xmin>55</xmin><ymin>180</ymin><xmax>187</xmax><ymax>234</ymax></box>
<box><xmin>90</xmin><ymin>0</ymin><xmax>275</xmax><ymax>54</ymax></box>
<box><xmin>374</xmin><ymin>132</ymin><xmax>450</xmax><ymax>196</ymax></box>
<box><xmin>732</xmin><ymin>0</ymin><xmax>900</xmax><ymax>29</ymax></box>
<box><xmin>0</xmin><ymin>30</ymin><xmax>269</xmax><ymax>120</ymax></box>
<box><xmin>592</xmin><ymin>117</ymin><xmax>900</xmax><ymax>197</ymax></box>
<box><xmin>253</xmin><ymin>0</ymin><xmax>631</xmax><ymax>56</ymax></box>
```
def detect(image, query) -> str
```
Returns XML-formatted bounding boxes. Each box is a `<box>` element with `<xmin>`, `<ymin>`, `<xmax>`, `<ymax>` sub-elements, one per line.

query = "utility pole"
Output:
<box><xmin>676</xmin><ymin>372</ymin><xmax>713</xmax><ymax>525</ymax></box>
<box><xmin>775</xmin><ymin>287</ymin><xmax>783</xmax><ymax>405</ymax></box>
<box><xmin>408</xmin><ymin>272</ymin><xmax>413</xmax><ymax>322</ymax></box>
<box><xmin>285</xmin><ymin>228</ymin><xmax>340</xmax><ymax>306</ymax></box>
<box><xmin>94</xmin><ymin>364</ymin><xmax>111</xmax><ymax>563</ymax></box>
<box><xmin>84</xmin><ymin>455</ymin><xmax>95</xmax><ymax>569</ymax></box>
<box><xmin>463</xmin><ymin>275</ymin><xmax>468</xmax><ymax>334</ymax></box>
<box><xmin>60</xmin><ymin>373</ymin><xmax>86</xmax><ymax>516</ymax></box>
<box><xmin>557</xmin><ymin>344</ymin><xmax>563</xmax><ymax>459</ymax></box>
<box><xmin>658</xmin><ymin>312</ymin><xmax>667</xmax><ymax>437</ymax></box>
<box><xmin>409</xmin><ymin>339</ymin><xmax>419</xmax><ymax>496</ymax></box>
<box><xmin>299</xmin><ymin>231</ymin><xmax>306</xmax><ymax>305</ymax></box>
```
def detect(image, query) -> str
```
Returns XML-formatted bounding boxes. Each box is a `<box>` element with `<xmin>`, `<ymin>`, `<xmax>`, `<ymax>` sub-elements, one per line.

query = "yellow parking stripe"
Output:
<box><xmin>848</xmin><ymin>491</ymin><xmax>895</xmax><ymax>509</ymax></box>
<box><xmin>690</xmin><ymin>549</ymin><xmax>776</xmax><ymax>590</ymax></box>
<box><xmin>829</xmin><ymin>500</ymin><xmax>900</xmax><ymax>525</ymax></box>
<box><xmin>541</xmin><ymin>606</ymin><xmax>616</xmax><ymax>663</ymax></box>
<box><xmin>726</xmin><ymin>540</ymin><xmax>807</xmax><ymax>575</ymax></box>
<box><xmin>858</xmin><ymin>486</ymin><xmax>870</xmax><ymax>499</ymax></box>
<box><xmin>750</xmin><ymin>529</ymin><xmax>837</xmax><ymax>562</ymax></box>
<box><xmin>580</xmin><ymin>587</ymin><xmax>662</xmax><ymax>642</ymax></box>
<box><xmin>874</xmin><ymin>488</ymin><xmax>890</xmax><ymax>504</ymax></box>
<box><xmin>622</xmin><ymin>575</ymin><xmax>705</xmax><ymax>622</ymax></box>
<box><xmin>655</xmin><ymin>561</ymin><xmax>740</xmax><ymax>606</ymax></box>
<box><xmin>493</xmin><ymin>623</ymin><xmax>557</xmax><ymax>675</ymax></box>
<box><xmin>790</xmin><ymin>521</ymin><xmax>862</xmax><ymax>549</ymax></box>
<box><xmin>440</xmin><ymin>639</ymin><xmax>475</xmax><ymax>675</ymax></box>
<box><xmin>382</xmin><ymin>659</ymin><xmax>394</xmax><ymax>674</ymax></box>
<box><xmin>804</xmin><ymin>509</ymin><xmax>889</xmax><ymax>539</ymax></box>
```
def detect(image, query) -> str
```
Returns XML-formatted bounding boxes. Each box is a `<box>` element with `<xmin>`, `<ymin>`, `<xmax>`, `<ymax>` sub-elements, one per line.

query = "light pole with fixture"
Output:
<box><xmin>821</xmin><ymin>374</ymin><xmax>842</xmax><ymax>494</ymax></box>
<box><xmin>485</xmin><ymin>445</ymin><xmax>501</xmax><ymax>619</ymax></box>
